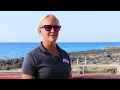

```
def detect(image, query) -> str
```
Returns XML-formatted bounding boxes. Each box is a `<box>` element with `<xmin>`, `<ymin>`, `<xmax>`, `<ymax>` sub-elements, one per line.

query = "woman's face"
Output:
<box><xmin>38</xmin><ymin>16</ymin><xmax>61</xmax><ymax>43</ymax></box>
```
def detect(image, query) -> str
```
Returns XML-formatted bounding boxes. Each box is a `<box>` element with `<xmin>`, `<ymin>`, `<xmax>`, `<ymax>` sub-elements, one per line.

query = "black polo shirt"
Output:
<box><xmin>22</xmin><ymin>42</ymin><xmax>71</xmax><ymax>79</ymax></box>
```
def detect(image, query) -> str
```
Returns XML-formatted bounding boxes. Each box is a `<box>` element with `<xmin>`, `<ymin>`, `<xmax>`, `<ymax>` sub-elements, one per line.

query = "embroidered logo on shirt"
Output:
<box><xmin>62</xmin><ymin>59</ymin><xmax>69</xmax><ymax>64</ymax></box>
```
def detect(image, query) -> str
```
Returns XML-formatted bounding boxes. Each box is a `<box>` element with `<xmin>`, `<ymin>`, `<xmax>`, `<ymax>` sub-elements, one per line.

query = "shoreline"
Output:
<box><xmin>1</xmin><ymin>46</ymin><xmax>120</xmax><ymax>72</ymax></box>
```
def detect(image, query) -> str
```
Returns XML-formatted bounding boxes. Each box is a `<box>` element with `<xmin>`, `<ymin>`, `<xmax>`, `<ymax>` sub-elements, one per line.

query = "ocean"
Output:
<box><xmin>0</xmin><ymin>42</ymin><xmax>120</xmax><ymax>60</ymax></box>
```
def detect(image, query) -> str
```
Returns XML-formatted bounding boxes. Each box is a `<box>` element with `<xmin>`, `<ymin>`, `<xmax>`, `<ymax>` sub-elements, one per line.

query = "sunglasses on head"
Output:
<box><xmin>40</xmin><ymin>25</ymin><xmax>61</xmax><ymax>32</ymax></box>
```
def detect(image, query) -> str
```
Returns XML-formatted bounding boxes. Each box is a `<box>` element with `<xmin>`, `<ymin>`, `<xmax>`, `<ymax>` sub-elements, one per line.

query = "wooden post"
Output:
<box><xmin>85</xmin><ymin>58</ymin><xmax>86</xmax><ymax>66</ymax></box>
<box><xmin>83</xmin><ymin>65</ymin><xmax>84</xmax><ymax>74</ymax></box>
<box><xmin>77</xmin><ymin>58</ymin><xmax>79</xmax><ymax>73</ymax></box>
<box><xmin>83</xmin><ymin>57</ymin><xmax>87</xmax><ymax>74</ymax></box>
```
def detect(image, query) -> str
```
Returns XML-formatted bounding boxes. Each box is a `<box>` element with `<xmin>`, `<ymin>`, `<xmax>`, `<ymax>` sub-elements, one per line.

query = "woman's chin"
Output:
<box><xmin>49</xmin><ymin>38</ymin><xmax>57</xmax><ymax>42</ymax></box>
<box><xmin>49</xmin><ymin>39</ymin><xmax>57</xmax><ymax>43</ymax></box>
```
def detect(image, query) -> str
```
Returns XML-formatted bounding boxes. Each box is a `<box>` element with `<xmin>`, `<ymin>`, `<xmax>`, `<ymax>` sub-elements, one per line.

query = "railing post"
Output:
<box><xmin>83</xmin><ymin>65</ymin><xmax>84</xmax><ymax>74</ymax></box>
<box><xmin>83</xmin><ymin>58</ymin><xmax>87</xmax><ymax>74</ymax></box>
<box><xmin>77</xmin><ymin>57</ymin><xmax>79</xmax><ymax>73</ymax></box>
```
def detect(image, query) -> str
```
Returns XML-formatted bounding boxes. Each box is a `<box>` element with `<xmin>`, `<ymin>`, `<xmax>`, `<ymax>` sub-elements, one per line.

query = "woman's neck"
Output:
<box><xmin>42</xmin><ymin>41</ymin><xmax>58</xmax><ymax>56</ymax></box>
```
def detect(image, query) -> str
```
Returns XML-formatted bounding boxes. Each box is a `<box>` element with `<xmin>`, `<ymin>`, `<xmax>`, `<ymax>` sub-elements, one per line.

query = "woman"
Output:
<box><xmin>21</xmin><ymin>14</ymin><xmax>72</xmax><ymax>79</ymax></box>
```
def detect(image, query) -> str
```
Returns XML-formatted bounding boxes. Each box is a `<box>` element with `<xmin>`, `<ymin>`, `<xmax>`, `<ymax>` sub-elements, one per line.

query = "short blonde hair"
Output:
<box><xmin>38</xmin><ymin>14</ymin><xmax>60</xmax><ymax>28</ymax></box>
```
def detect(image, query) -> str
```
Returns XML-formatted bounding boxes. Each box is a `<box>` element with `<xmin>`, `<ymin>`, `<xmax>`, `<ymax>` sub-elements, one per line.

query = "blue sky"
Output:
<box><xmin>0</xmin><ymin>11</ymin><xmax>120</xmax><ymax>42</ymax></box>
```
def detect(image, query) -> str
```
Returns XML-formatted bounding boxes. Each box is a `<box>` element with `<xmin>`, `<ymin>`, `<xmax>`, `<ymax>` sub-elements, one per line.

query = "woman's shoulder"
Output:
<box><xmin>59</xmin><ymin>48</ymin><xmax>69</xmax><ymax>57</ymax></box>
<box><xmin>27</xmin><ymin>45</ymin><xmax>41</xmax><ymax>56</ymax></box>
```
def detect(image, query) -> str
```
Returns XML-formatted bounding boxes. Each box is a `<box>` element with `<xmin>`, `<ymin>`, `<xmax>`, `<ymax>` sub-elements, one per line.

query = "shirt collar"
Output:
<box><xmin>39</xmin><ymin>41</ymin><xmax>62</xmax><ymax>53</ymax></box>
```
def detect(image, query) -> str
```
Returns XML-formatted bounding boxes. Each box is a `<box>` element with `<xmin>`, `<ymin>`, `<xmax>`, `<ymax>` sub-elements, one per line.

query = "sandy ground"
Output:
<box><xmin>0</xmin><ymin>68</ymin><xmax>21</xmax><ymax>72</ymax></box>
<box><xmin>0</xmin><ymin>69</ymin><xmax>21</xmax><ymax>72</ymax></box>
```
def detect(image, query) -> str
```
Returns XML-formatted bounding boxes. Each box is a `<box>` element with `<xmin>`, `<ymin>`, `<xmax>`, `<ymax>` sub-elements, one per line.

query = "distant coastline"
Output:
<box><xmin>1</xmin><ymin>42</ymin><xmax>120</xmax><ymax>59</ymax></box>
<box><xmin>0</xmin><ymin>46</ymin><xmax>120</xmax><ymax>71</ymax></box>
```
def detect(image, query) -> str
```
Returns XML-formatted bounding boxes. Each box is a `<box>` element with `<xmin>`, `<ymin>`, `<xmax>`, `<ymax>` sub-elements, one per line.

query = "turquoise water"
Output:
<box><xmin>0</xmin><ymin>42</ymin><xmax>120</xmax><ymax>59</ymax></box>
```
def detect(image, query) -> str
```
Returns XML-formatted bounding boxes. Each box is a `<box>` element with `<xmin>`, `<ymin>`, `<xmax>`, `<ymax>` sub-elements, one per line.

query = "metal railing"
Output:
<box><xmin>71</xmin><ymin>58</ymin><xmax>120</xmax><ymax>74</ymax></box>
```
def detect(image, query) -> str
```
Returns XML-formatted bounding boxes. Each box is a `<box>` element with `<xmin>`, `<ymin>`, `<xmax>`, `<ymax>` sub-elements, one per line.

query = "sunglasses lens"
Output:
<box><xmin>54</xmin><ymin>26</ymin><xmax>61</xmax><ymax>31</ymax></box>
<box><xmin>45</xmin><ymin>26</ymin><xmax>52</xmax><ymax>31</ymax></box>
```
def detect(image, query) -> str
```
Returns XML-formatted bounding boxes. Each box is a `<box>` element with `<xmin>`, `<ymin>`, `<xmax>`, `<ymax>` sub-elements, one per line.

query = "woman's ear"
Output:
<box><xmin>38</xmin><ymin>28</ymin><xmax>41</xmax><ymax>34</ymax></box>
